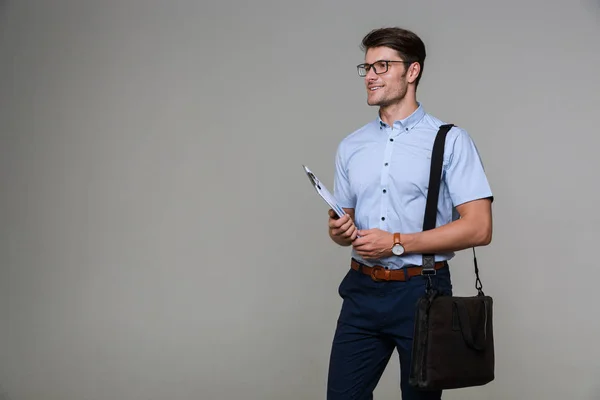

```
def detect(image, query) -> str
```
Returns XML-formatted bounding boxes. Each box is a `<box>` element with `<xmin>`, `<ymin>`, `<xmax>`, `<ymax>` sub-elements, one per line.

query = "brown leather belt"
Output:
<box><xmin>351</xmin><ymin>258</ymin><xmax>446</xmax><ymax>282</ymax></box>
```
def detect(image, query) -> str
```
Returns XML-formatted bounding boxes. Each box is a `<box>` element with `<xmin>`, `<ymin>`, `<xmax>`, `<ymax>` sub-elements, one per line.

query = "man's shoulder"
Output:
<box><xmin>420</xmin><ymin>112</ymin><xmax>471</xmax><ymax>142</ymax></box>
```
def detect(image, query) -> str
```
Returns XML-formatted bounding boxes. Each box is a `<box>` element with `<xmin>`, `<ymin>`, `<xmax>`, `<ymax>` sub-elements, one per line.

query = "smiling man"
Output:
<box><xmin>326</xmin><ymin>27</ymin><xmax>494</xmax><ymax>400</ymax></box>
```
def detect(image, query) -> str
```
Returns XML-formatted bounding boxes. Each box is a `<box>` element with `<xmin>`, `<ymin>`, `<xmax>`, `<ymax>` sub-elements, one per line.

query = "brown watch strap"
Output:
<box><xmin>393</xmin><ymin>232</ymin><xmax>401</xmax><ymax>245</ymax></box>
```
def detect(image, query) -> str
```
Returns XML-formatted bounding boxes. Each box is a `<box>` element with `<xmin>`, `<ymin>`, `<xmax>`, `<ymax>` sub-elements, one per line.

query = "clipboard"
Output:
<box><xmin>302</xmin><ymin>164</ymin><xmax>346</xmax><ymax>218</ymax></box>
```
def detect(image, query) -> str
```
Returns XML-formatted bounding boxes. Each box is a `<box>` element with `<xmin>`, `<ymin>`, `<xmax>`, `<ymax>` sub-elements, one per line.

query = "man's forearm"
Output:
<box><xmin>403</xmin><ymin>217</ymin><xmax>491</xmax><ymax>254</ymax></box>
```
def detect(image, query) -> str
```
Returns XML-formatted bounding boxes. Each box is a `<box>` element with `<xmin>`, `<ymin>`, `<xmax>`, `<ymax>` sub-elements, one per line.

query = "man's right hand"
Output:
<box><xmin>328</xmin><ymin>209</ymin><xmax>358</xmax><ymax>246</ymax></box>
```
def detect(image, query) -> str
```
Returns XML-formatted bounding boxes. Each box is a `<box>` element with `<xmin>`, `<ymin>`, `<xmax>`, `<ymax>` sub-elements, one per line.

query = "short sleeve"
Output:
<box><xmin>333</xmin><ymin>142</ymin><xmax>356</xmax><ymax>208</ymax></box>
<box><xmin>444</xmin><ymin>128</ymin><xmax>494</xmax><ymax>207</ymax></box>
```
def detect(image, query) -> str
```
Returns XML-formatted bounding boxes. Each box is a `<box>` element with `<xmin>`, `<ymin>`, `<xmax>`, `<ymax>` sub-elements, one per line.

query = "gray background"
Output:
<box><xmin>1</xmin><ymin>0</ymin><xmax>600</xmax><ymax>399</ymax></box>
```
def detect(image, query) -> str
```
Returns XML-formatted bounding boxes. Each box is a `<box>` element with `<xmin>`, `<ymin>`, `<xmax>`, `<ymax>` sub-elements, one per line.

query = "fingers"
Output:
<box><xmin>352</xmin><ymin>232</ymin><xmax>370</xmax><ymax>245</ymax></box>
<box><xmin>352</xmin><ymin>236</ymin><xmax>373</xmax><ymax>250</ymax></box>
<box><xmin>342</xmin><ymin>224</ymin><xmax>357</xmax><ymax>240</ymax></box>
<box><xmin>331</xmin><ymin>220</ymin><xmax>356</xmax><ymax>238</ymax></box>
<box><xmin>328</xmin><ymin>213</ymin><xmax>349</xmax><ymax>229</ymax></box>
<box><xmin>329</xmin><ymin>213</ymin><xmax>358</xmax><ymax>239</ymax></box>
<box><xmin>353</xmin><ymin>243</ymin><xmax>374</xmax><ymax>258</ymax></box>
<box><xmin>352</xmin><ymin>239</ymin><xmax>369</xmax><ymax>249</ymax></box>
<box><xmin>353</xmin><ymin>246</ymin><xmax>368</xmax><ymax>257</ymax></box>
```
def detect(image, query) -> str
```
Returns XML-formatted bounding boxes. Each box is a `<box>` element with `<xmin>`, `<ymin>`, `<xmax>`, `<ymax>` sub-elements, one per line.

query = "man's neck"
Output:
<box><xmin>378</xmin><ymin>98</ymin><xmax>419</xmax><ymax>127</ymax></box>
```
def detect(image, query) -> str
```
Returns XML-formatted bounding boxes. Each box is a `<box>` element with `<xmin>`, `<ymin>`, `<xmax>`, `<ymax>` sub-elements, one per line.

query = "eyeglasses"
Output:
<box><xmin>356</xmin><ymin>60</ymin><xmax>412</xmax><ymax>77</ymax></box>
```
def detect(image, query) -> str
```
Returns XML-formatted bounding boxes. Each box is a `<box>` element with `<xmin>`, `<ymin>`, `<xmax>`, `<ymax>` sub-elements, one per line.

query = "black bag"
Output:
<box><xmin>408</xmin><ymin>124</ymin><xmax>495</xmax><ymax>390</ymax></box>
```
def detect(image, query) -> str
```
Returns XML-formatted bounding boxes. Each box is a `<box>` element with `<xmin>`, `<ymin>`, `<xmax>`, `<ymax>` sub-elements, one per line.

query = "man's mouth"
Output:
<box><xmin>369</xmin><ymin>86</ymin><xmax>382</xmax><ymax>91</ymax></box>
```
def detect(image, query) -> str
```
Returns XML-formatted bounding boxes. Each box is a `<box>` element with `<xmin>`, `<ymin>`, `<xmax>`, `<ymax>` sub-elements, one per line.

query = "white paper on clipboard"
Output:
<box><xmin>302</xmin><ymin>165</ymin><xmax>347</xmax><ymax>218</ymax></box>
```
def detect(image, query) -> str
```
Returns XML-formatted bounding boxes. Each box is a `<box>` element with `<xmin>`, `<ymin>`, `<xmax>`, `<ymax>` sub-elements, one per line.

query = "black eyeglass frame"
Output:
<box><xmin>356</xmin><ymin>60</ymin><xmax>413</xmax><ymax>77</ymax></box>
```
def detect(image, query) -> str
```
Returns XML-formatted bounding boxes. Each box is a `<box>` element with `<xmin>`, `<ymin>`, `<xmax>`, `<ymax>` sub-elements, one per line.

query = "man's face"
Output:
<box><xmin>363</xmin><ymin>46</ymin><xmax>409</xmax><ymax>107</ymax></box>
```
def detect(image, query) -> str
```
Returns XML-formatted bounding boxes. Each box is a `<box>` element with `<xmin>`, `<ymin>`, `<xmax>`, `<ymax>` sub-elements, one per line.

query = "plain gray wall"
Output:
<box><xmin>2</xmin><ymin>0</ymin><xmax>600</xmax><ymax>399</ymax></box>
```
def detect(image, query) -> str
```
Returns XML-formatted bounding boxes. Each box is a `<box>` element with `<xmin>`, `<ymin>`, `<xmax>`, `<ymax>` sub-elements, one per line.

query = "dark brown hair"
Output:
<box><xmin>360</xmin><ymin>27</ymin><xmax>426</xmax><ymax>87</ymax></box>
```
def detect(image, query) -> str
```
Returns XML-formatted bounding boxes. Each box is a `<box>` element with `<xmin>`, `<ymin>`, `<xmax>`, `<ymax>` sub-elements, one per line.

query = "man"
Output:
<box><xmin>326</xmin><ymin>27</ymin><xmax>494</xmax><ymax>400</ymax></box>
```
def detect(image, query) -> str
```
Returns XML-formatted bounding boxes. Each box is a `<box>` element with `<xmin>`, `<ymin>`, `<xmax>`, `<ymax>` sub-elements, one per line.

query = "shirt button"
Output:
<box><xmin>383</xmin><ymin>189</ymin><xmax>387</xmax><ymax>193</ymax></box>
<box><xmin>389</xmin><ymin>138</ymin><xmax>393</xmax><ymax>142</ymax></box>
<box><xmin>381</xmin><ymin>217</ymin><xmax>385</xmax><ymax>221</ymax></box>
<box><xmin>384</xmin><ymin>163</ymin><xmax>389</xmax><ymax>166</ymax></box>
<box><xmin>405</xmin><ymin>128</ymin><xmax>409</xmax><ymax>131</ymax></box>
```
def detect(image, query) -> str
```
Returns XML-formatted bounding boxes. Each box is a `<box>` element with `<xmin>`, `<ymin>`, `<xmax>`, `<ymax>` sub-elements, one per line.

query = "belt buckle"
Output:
<box><xmin>370</xmin><ymin>265</ymin><xmax>391</xmax><ymax>282</ymax></box>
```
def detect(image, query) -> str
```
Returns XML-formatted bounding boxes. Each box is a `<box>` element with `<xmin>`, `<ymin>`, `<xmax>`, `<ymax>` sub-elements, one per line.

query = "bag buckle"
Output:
<box><xmin>421</xmin><ymin>258</ymin><xmax>437</xmax><ymax>276</ymax></box>
<box><xmin>421</xmin><ymin>257</ymin><xmax>436</xmax><ymax>292</ymax></box>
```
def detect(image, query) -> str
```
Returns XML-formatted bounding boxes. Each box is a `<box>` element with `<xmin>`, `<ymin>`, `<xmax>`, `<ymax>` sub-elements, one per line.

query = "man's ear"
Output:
<box><xmin>407</xmin><ymin>62</ymin><xmax>421</xmax><ymax>84</ymax></box>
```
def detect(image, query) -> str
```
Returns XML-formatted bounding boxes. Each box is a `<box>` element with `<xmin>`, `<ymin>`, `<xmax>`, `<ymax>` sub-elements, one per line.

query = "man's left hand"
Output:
<box><xmin>352</xmin><ymin>229</ymin><xmax>394</xmax><ymax>260</ymax></box>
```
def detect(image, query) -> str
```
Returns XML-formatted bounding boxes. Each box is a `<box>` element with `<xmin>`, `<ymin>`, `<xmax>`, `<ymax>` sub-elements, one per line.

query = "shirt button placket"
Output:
<box><xmin>381</xmin><ymin>129</ymin><xmax>395</xmax><ymax>228</ymax></box>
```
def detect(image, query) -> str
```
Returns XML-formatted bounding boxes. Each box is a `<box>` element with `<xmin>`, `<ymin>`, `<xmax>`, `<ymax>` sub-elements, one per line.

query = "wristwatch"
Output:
<box><xmin>391</xmin><ymin>232</ymin><xmax>405</xmax><ymax>256</ymax></box>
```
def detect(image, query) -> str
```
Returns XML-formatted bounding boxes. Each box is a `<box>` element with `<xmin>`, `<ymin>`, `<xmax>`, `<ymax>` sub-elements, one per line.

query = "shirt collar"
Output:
<box><xmin>378</xmin><ymin>102</ymin><xmax>426</xmax><ymax>132</ymax></box>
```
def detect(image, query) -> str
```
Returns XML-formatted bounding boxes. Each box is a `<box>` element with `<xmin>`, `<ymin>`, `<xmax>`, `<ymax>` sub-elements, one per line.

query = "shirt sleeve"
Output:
<box><xmin>444</xmin><ymin>128</ymin><xmax>494</xmax><ymax>207</ymax></box>
<box><xmin>333</xmin><ymin>141</ymin><xmax>356</xmax><ymax>209</ymax></box>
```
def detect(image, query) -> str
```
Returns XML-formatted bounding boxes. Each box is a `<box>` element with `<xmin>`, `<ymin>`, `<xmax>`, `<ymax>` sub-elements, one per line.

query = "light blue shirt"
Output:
<box><xmin>333</xmin><ymin>103</ymin><xmax>493</xmax><ymax>270</ymax></box>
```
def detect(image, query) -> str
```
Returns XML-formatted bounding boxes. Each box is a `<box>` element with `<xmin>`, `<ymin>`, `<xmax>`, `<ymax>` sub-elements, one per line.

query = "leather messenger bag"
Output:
<box><xmin>408</xmin><ymin>124</ymin><xmax>495</xmax><ymax>391</ymax></box>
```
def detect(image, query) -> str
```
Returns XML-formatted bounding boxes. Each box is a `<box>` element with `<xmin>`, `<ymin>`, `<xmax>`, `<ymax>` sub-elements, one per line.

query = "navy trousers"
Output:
<box><xmin>327</xmin><ymin>261</ymin><xmax>453</xmax><ymax>400</ymax></box>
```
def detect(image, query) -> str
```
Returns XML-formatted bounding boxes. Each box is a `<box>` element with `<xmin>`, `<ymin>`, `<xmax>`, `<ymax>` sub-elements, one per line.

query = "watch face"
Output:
<box><xmin>392</xmin><ymin>244</ymin><xmax>404</xmax><ymax>255</ymax></box>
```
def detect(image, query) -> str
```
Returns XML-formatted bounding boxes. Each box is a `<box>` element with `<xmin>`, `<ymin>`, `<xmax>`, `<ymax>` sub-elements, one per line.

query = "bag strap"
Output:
<box><xmin>421</xmin><ymin>124</ymin><xmax>485</xmax><ymax>296</ymax></box>
<box><xmin>421</xmin><ymin>124</ymin><xmax>453</xmax><ymax>271</ymax></box>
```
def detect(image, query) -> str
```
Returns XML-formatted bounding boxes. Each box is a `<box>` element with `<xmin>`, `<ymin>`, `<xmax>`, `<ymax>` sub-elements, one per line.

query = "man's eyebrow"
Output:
<box><xmin>362</xmin><ymin>59</ymin><xmax>385</xmax><ymax>65</ymax></box>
